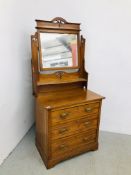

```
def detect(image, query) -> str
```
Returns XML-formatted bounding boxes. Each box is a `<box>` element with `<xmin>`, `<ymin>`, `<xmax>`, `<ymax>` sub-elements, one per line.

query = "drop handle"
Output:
<box><xmin>85</xmin><ymin>107</ymin><xmax>92</xmax><ymax>112</ymax></box>
<box><xmin>59</xmin><ymin>144</ymin><xmax>67</xmax><ymax>150</ymax></box>
<box><xmin>59</xmin><ymin>128</ymin><xmax>68</xmax><ymax>134</ymax></box>
<box><xmin>83</xmin><ymin>137</ymin><xmax>89</xmax><ymax>142</ymax></box>
<box><xmin>60</xmin><ymin>112</ymin><xmax>69</xmax><ymax>119</ymax></box>
<box><xmin>84</xmin><ymin>121</ymin><xmax>90</xmax><ymax>126</ymax></box>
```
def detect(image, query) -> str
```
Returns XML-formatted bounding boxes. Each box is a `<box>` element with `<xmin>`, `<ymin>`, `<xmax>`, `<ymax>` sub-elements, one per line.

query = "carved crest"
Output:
<box><xmin>51</xmin><ymin>17</ymin><xmax>68</xmax><ymax>24</ymax></box>
<box><xmin>55</xmin><ymin>71</ymin><xmax>64</xmax><ymax>79</ymax></box>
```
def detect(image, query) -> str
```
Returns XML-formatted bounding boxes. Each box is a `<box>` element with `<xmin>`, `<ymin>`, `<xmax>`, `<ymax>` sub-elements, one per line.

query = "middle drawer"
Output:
<box><xmin>51</xmin><ymin>117</ymin><xmax>98</xmax><ymax>140</ymax></box>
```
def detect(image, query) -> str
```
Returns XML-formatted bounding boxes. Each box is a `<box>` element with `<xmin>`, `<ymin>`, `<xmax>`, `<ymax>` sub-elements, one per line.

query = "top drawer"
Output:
<box><xmin>51</xmin><ymin>102</ymin><xmax>100</xmax><ymax>126</ymax></box>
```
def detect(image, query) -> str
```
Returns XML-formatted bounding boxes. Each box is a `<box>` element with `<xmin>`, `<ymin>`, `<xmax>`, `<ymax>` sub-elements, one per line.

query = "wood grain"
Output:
<box><xmin>31</xmin><ymin>17</ymin><xmax>105</xmax><ymax>169</ymax></box>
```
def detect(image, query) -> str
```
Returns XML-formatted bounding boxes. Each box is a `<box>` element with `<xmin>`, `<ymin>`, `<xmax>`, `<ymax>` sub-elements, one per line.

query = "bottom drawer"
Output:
<box><xmin>51</xmin><ymin>130</ymin><xmax>97</xmax><ymax>157</ymax></box>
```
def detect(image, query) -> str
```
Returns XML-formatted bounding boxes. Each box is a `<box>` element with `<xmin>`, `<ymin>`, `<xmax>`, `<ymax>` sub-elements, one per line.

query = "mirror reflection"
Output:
<box><xmin>40</xmin><ymin>33</ymin><xmax>78</xmax><ymax>68</ymax></box>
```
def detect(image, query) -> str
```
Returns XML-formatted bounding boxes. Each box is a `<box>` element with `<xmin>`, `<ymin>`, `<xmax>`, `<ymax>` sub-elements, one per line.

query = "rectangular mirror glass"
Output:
<box><xmin>40</xmin><ymin>33</ymin><xmax>78</xmax><ymax>69</ymax></box>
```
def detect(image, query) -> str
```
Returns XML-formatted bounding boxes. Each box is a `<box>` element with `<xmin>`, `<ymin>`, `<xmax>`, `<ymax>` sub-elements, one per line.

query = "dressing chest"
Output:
<box><xmin>31</xmin><ymin>17</ymin><xmax>104</xmax><ymax>169</ymax></box>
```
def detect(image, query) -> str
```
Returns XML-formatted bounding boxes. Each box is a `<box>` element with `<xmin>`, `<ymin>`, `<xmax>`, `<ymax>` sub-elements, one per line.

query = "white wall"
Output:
<box><xmin>0</xmin><ymin>0</ymin><xmax>35</xmax><ymax>165</ymax></box>
<box><xmin>0</xmin><ymin>0</ymin><xmax>131</xmax><ymax>165</ymax></box>
<box><xmin>86</xmin><ymin>0</ymin><xmax>131</xmax><ymax>135</ymax></box>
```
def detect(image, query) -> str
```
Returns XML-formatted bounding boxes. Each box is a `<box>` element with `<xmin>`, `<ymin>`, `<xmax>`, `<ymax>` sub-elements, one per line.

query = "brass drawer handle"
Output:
<box><xmin>59</xmin><ymin>144</ymin><xmax>67</xmax><ymax>150</ymax></box>
<box><xmin>85</xmin><ymin>107</ymin><xmax>92</xmax><ymax>112</ymax></box>
<box><xmin>83</xmin><ymin>137</ymin><xmax>89</xmax><ymax>142</ymax></box>
<box><xmin>60</xmin><ymin>112</ymin><xmax>69</xmax><ymax>119</ymax></box>
<box><xmin>59</xmin><ymin>128</ymin><xmax>68</xmax><ymax>134</ymax></box>
<box><xmin>84</xmin><ymin>121</ymin><xmax>90</xmax><ymax>126</ymax></box>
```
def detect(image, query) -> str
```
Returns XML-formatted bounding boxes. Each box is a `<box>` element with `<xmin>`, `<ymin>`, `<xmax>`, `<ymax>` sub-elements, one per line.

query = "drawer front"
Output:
<box><xmin>51</xmin><ymin>130</ymin><xmax>97</xmax><ymax>157</ymax></box>
<box><xmin>51</xmin><ymin>102</ymin><xmax>100</xmax><ymax>126</ymax></box>
<box><xmin>51</xmin><ymin>117</ymin><xmax>98</xmax><ymax>140</ymax></box>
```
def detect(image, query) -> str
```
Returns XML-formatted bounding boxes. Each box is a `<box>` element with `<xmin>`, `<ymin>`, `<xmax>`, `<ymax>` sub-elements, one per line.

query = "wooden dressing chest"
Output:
<box><xmin>31</xmin><ymin>17</ymin><xmax>104</xmax><ymax>169</ymax></box>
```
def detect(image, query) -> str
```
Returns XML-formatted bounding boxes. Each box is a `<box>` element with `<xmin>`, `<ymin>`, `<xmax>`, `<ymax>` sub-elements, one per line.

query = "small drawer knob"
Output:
<box><xmin>83</xmin><ymin>137</ymin><xmax>89</xmax><ymax>142</ymax></box>
<box><xmin>85</xmin><ymin>107</ymin><xmax>92</xmax><ymax>112</ymax></box>
<box><xmin>59</xmin><ymin>128</ymin><xmax>68</xmax><ymax>134</ymax></box>
<box><xmin>84</xmin><ymin>121</ymin><xmax>90</xmax><ymax>126</ymax></box>
<box><xmin>59</xmin><ymin>144</ymin><xmax>67</xmax><ymax>150</ymax></box>
<box><xmin>60</xmin><ymin>112</ymin><xmax>69</xmax><ymax>119</ymax></box>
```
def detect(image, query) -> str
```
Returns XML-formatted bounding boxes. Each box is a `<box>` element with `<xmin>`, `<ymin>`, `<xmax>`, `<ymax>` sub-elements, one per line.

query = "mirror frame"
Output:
<box><xmin>36</xmin><ymin>17</ymin><xmax>81</xmax><ymax>71</ymax></box>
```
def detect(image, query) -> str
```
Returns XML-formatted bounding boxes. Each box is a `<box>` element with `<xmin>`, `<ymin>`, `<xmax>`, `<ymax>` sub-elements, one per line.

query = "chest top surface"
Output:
<box><xmin>37</xmin><ymin>89</ymin><xmax>104</xmax><ymax>109</ymax></box>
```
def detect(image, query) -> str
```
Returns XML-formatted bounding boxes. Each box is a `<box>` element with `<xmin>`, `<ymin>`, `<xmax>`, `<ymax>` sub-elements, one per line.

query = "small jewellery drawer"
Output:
<box><xmin>51</xmin><ymin>102</ymin><xmax>100</xmax><ymax>126</ymax></box>
<box><xmin>51</xmin><ymin>130</ymin><xmax>97</xmax><ymax>157</ymax></box>
<box><xmin>80</xmin><ymin>103</ymin><xmax>99</xmax><ymax>115</ymax></box>
<box><xmin>51</xmin><ymin>118</ymin><xmax>98</xmax><ymax>140</ymax></box>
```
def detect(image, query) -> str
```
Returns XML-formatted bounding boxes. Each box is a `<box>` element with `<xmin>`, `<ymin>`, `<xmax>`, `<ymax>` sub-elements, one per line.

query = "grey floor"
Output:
<box><xmin>0</xmin><ymin>127</ymin><xmax>131</xmax><ymax>175</ymax></box>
